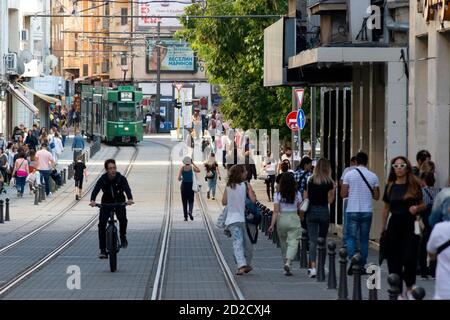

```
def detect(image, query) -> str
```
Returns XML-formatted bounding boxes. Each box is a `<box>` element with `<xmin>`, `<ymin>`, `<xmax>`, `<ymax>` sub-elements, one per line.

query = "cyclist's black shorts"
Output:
<box><xmin>75</xmin><ymin>178</ymin><xmax>83</xmax><ymax>189</ymax></box>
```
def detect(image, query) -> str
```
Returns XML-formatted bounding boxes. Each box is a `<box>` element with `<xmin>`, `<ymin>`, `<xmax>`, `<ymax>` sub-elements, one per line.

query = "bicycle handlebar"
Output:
<box><xmin>94</xmin><ymin>203</ymin><xmax>128</xmax><ymax>208</ymax></box>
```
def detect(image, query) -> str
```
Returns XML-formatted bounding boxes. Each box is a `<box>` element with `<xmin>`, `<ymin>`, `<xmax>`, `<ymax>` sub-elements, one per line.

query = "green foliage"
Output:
<box><xmin>176</xmin><ymin>0</ymin><xmax>312</xmax><ymax>142</ymax></box>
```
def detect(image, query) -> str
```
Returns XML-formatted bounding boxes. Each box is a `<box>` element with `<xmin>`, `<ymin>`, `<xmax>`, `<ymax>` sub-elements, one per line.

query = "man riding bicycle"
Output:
<box><xmin>90</xmin><ymin>159</ymin><xmax>134</xmax><ymax>259</ymax></box>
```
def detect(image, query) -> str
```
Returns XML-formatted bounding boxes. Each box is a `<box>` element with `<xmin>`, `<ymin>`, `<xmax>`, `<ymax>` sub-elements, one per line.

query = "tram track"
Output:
<box><xmin>0</xmin><ymin>145</ymin><xmax>139</xmax><ymax>297</ymax></box>
<box><xmin>147</xmin><ymin>139</ymin><xmax>244</xmax><ymax>300</ymax></box>
<box><xmin>0</xmin><ymin>145</ymin><xmax>118</xmax><ymax>255</ymax></box>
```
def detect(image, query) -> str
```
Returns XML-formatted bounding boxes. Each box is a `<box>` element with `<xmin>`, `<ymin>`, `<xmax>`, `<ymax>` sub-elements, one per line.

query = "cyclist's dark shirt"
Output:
<box><xmin>91</xmin><ymin>172</ymin><xmax>132</xmax><ymax>204</ymax></box>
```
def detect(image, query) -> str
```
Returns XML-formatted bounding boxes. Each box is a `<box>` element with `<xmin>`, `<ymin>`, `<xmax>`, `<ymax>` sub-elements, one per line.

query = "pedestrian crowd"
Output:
<box><xmin>0</xmin><ymin>119</ymin><xmax>85</xmax><ymax>199</ymax></box>
<box><xmin>175</xmin><ymin>110</ymin><xmax>450</xmax><ymax>300</ymax></box>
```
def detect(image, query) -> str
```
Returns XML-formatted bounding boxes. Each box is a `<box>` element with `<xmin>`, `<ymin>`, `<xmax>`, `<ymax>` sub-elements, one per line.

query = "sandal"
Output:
<box><xmin>243</xmin><ymin>266</ymin><xmax>253</xmax><ymax>273</ymax></box>
<box><xmin>236</xmin><ymin>267</ymin><xmax>246</xmax><ymax>275</ymax></box>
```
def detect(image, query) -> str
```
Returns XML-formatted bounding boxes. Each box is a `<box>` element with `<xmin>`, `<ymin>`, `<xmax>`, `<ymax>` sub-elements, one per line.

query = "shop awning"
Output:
<box><xmin>16</xmin><ymin>83</ymin><xmax>61</xmax><ymax>105</ymax></box>
<box><xmin>7</xmin><ymin>83</ymin><xmax>39</xmax><ymax>115</ymax></box>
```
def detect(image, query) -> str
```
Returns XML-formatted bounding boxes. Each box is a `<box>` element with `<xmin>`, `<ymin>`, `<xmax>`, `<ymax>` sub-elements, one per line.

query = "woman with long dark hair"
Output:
<box><xmin>222</xmin><ymin>165</ymin><xmax>257</xmax><ymax>275</ymax></box>
<box><xmin>268</xmin><ymin>173</ymin><xmax>303</xmax><ymax>275</ymax></box>
<box><xmin>381</xmin><ymin>156</ymin><xmax>425</xmax><ymax>299</ymax></box>
<box><xmin>304</xmin><ymin>158</ymin><xmax>335</xmax><ymax>278</ymax></box>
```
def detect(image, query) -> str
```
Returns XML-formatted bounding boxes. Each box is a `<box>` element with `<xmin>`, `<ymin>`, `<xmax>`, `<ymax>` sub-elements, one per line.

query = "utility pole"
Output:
<box><xmin>43</xmin><ymin>0</ymin><xmax>50</xmax><ymax>75</ymax></box>
<box><xmin>0</xmin><ymin>1</ymin><xmax>8</xmax><ymax>82</ymax></box>
<box><xmin>156</xmin><ymin>21</ymin><xmax>161</xmax><ymax>132</ymax></box>
<box><xmin>0</xmin><ymin>1</ymin><xmax>8</xmax><ymax>135</ymax></box>
<box><xmin>130</xmin><ymin>1</ymin><xmax>134</xmax><ymax>85</ymax></box>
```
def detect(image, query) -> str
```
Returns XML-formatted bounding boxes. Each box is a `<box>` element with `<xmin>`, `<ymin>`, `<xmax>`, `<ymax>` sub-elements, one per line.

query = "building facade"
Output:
<box><xmin>0</xmin><ymin>0</ymin><xmax>66</xmax><ymax>136</ymax></box>
<box><xmin>264</xmin><ymin>0</ymin><xmax>411</xmax><ymax>238</ymax></box>
<box><xmin>409</xmin><ymin>0</ymin><xmax>450</xmax><ymax>187</ymax></box>
<box><xmin>51</xmin><ymin>0</ymin><xmax>215</xmax><ymax>133</ymax></box>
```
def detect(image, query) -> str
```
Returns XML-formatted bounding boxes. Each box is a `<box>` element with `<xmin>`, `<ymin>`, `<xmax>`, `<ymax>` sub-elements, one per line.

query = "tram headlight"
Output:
<box><xmin>124</xmin><ymin>127</ymin><xmax>129</xmax><ymax>131</ymax></box>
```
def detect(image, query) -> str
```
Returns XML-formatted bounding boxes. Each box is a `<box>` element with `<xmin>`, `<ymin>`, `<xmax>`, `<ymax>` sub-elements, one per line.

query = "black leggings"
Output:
<box><xmin>181</xmin><ymin>182</ymin><xmax>194</xmax><ymax>219</ymax></box>
<box><xmin>386</xmin><ymin>214</ymin><xmax>418</xmax><ymax>292</ymax></box>
<box><xmin>265</xmin><ymin>175</ymin><xmax>275</xmax><ymax>200</ymax></box>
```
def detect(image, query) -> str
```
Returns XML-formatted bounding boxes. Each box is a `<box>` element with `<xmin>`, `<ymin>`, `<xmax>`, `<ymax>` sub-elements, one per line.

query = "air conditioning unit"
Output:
<box><xmin>5</xmin><ymin>53</ymin><xmax>18</xmax><ymax>75</ymax></box>
<box><xmin>21</xmin><ymin>29</ymin><xmax>29</xmax><ymax>41</ymax></box>
<box><xmin>211</xmin><ymin>84</ymin><xmax>221</xmax><ymax>94</ymax></box>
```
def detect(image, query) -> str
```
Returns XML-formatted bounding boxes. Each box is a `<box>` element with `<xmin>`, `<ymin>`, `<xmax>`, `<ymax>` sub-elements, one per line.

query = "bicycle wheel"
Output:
<box><xmin>107</xmin><ymin>230</ymin><xmax>117</xmax><ymax>272</ymax></box>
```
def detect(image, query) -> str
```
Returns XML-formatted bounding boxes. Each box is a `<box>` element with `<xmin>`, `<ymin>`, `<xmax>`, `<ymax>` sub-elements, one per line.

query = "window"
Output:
<box><xmin>121</xmin><ymin>8</ymin><xmax>128</xmax><ymax>25</ymax></box>
<box><xmin>121</xmin><ymin>53</ymin><xmax>127</xmax><ymax>66</ymax></box>
<box><xmin>83</xmin><ymin>64</ymin><xmax>88</xmax><ymax>76</ymax></box>
<box><xmin>74</xmin><ymin>33</ymin><xmax>79</xmax><ymax>53</ymax></box>
<box><xmin>118</xmin><ymin>103</ymin><xmax>134</xmax><ymax>121</ymax></box>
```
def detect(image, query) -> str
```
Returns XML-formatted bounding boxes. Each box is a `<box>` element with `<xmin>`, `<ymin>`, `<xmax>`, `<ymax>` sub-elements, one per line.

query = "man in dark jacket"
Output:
<box><xmin>90</xmin><ymin>159</ymin><xmax>134</xmax><ymax>259</ymax></box>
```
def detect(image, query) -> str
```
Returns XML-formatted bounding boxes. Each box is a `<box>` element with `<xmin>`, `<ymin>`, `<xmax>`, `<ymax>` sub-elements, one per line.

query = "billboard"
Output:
<box><xmin>138</xmin><ymin>0</ymin><xmax>190</xmax><ymax>28</ymax></box>
<box><xmin>147</xmin><ymin>40</ymin><xmax>196</xmax><ymax>73</ymax></box>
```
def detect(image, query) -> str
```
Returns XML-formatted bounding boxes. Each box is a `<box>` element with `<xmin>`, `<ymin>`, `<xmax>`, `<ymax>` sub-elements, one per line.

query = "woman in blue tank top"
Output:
<box><xmin>178</xmin><ymin>156</ymin><xmax>201</xmax><ymax>221</ymax></box>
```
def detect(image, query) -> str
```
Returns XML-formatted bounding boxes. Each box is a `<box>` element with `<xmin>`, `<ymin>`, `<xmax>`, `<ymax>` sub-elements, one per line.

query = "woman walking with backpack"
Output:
<box><xmin>268</xmin><ymin>173</ymin><xmax>303</xmax><ymax>276</ymax></box>
<box><xmin>222</xmin><ymin>165</ymin><xmax>257</xmax><ymax>275</ymax></box>
<box><xmin>304</xmin><ymin>158</ymin><xmax>335</xmax><ymax>278</ymax></box>
<box><xmin>204</xmin><ymin>153</ymin><xmax>221</xmax><ymax>200</ymax></box>
<box><xmin>178</xmin><ymin>156</ymin><xmax>201</xmax><ymax>221</ymax></box>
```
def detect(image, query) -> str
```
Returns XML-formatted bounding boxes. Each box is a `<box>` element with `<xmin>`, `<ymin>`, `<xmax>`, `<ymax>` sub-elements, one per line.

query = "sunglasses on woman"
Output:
<box><xmin>392</xmin><ymin>163</ymin><xmax>407</xmax><ymax>169</ymax></box>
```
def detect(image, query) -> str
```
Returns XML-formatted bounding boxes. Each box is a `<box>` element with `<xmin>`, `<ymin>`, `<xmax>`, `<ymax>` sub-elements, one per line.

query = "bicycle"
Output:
<box><xmin>95</xmin><ymin>203</ymin><xmax>128</xmax><ymax>272</ymax></box>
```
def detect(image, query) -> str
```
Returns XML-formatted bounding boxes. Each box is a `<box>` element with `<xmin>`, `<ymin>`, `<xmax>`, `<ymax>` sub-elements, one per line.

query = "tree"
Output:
<box><xmin>177</xmin><ymin>0</ymin><xmax>313</xmax><ymax>143</ymax></box>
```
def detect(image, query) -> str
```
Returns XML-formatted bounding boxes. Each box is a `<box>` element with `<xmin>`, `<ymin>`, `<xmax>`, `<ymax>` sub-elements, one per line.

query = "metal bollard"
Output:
<box><xmin>5</xmin><ymin>198</ymin><xmax>10</xmax><ymax>221</ymax></box>
<box><xmin>50</xmin><ymin>179</ymin><xmax>56</xmax><ymax>193</ymax></box>
<box><xmin>316</xmin><ymin>237</ymin><xmax>326</xmax><ymax>282</ymax></box>
<box><xmin>367</xmin><ymin>263</ymin><xmax>378</xmax><ymax>300</ymax></box>
<box><xmin>34</xmin><ymin>186</ymin><xmax>39</xmax><ymax>205</ymax></box>
<box><xmin>264</xmin><ymin>208</ymin><xmax>271</xmax><ymax>236</ymax></box>
<box><xmin>63</xmin><ymin>168</ymin><xmax>67</xmax><ymax>185</ymax></box>
<box><xmin>39</xmin><ymin>185</ymin><xmax>44</xmax><ymax>202</ymax></box>
<box><xmin>0</xmin><ymin>200</ymin><xmax>3</xmax><ymax>223</ymax></box>
<box><xmin>388</xmin><ymin>273</ymin><xmax>401</xmax><ymax>301</ymax></box>
<box><xmin>338</xmin><ymin>247</ymin><xmax>349</xmax><ymax>300</ymax></box>
<box><xmin>300</xmin><ymin>231</ymin><xmax>308</xmax><ymax>269</ymax></box>
<box><xmin>351</xmin><ymin>253</ymin><xmax>362</xmax><ymax>300</ymax></box>
<box><xmin>412</xmin><ymin>287</ymin><xmax>426</xmax><ymax>300</ymax></box>
<box><xmin>327</xmin><ymin>241</ymin><xmax>337</xmax><ymax>289</ymax></box>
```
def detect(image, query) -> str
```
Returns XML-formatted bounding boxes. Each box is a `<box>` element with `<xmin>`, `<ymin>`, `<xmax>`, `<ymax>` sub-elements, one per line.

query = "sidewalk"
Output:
<box><xmin>0</xmin><ymin>139</ymin><xmax>111</xmax><ymax>249</ymax></box>
<box><xmin>202</xmin><ymin>166</ymin><xmax>437</xmax><ymax>300</ymax></box>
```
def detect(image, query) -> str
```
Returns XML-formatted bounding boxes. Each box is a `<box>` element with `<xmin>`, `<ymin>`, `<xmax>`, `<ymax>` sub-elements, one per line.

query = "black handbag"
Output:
<box><xmin>379</xmin><ymin>231</ymin><xmax>388</xmax><ymax>265</ymax></box>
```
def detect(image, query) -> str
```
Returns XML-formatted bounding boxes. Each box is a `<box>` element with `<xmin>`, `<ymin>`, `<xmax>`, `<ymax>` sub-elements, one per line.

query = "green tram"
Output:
<box><xmin>80</xmin><ymin>85</ymin><xmax>144</xmax><ymax>145</ymax></box>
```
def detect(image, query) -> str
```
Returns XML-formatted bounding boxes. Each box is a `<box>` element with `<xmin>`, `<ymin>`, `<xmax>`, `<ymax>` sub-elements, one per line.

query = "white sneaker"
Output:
<box><xmin>309</xmin><ymin>268</ymin><xmax>317</xmax><ymax>278</ymax></box>
<box><xmin>406</xmin><ymin>290</ymin><xmax>415</xmax><ymax>300</ymax></box>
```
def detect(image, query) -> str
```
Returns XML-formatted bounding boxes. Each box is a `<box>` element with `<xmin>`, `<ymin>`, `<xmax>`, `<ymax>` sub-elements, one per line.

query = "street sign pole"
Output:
<box><xmin>292</xmin><ymin>88</ymin><xmax>300</xmax><ymax>166</ymax></box>
<box><xmin>295</xmin><ymin>88</ymin><xmax>305</xmax><ymax>158</ymax></box>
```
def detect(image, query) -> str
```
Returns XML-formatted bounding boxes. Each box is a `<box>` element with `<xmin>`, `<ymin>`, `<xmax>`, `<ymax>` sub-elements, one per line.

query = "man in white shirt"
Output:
<box><xmin>427</xmin><ymin>218</ymin><xmax>450</xmax><ymax>300</ymax></box>
<box><xmin>340</xmin><ymin>156</ymin><xmax>357</xmax><ymax>248</ymax></box>
<box><xmin>341</xmin><ymin>152</ymin><xmax>380</xmax><ymax>272</ymax></box>
<box><xmin>35</xmin><ymin>143</ymin><xmax>55</xmax><ymax>196</ymax></box>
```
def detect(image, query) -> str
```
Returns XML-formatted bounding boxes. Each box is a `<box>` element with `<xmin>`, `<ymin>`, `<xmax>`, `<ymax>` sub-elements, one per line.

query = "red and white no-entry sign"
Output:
<box><xmin>286</xmin><ymin>111</ymin><xmax>299</xmax><ymax>131</ymax></box>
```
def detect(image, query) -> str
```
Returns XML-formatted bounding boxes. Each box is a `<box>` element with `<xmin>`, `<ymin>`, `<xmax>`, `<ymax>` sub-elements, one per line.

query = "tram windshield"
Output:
<box><xmin>117</xmin><ymin>103</ymin><xmax>135</xmax><ymax>121</ymax></box>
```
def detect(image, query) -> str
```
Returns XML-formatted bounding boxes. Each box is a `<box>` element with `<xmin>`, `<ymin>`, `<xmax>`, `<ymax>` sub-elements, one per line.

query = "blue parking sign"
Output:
<box><xmin>297</xmin><ymin>109</ymin><xmax>306</xmax><ymax>130</ymax></box>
